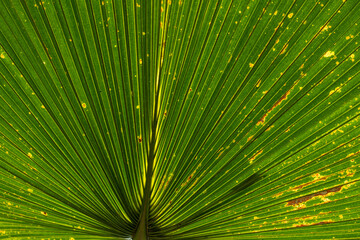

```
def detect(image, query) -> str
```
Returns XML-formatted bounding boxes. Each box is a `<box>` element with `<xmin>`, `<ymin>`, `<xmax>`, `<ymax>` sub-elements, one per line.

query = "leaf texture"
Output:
<box><xmin>1</xmin><ymin>0</ymin><xmax>360</xmax><ymax>239</ymax></box>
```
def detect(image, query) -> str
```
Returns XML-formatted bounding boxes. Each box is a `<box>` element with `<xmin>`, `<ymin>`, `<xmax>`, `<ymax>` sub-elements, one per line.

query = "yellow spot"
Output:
<box><xmin>27</xmin><ymin>188</ymin><xmax>33</xmax><ymax>193</ymax></box>
<box><xmin>329</xmin><ymin>87</ymin><xmax>341</xmax><ymax>95</ymax></box>
<box><xmin>273</xmin><ymin>192</ymin><xmax>283</xmax><ymax>198</ymax></box>
<box><xmin>249</xmin><ymin>63</ymin><xmax>254</xmax><ymax>68</ymax></box>
<box><xmin>321</xmin><ymin>25</ymin><xmax>331</xmax><ymax>32</ymax></box>
<box><xmin>288</xmin><ymin>13</ymin><xmax>293</xmax><ymax>18</ymax></box>
<box><xmin>70</xmin><ymin>238</ymin><xmax>75</xmax><ymax>240</ymax></box>
<box><xmin>101</xmin><ymin>1</ymin><xmax>104</xmax><ymax>5</ymax></box>
<box><xmin>142</xmin><ymin>32</ymin><xmax>146</xmax><ymax>35</ymax></box>
<box><xmin>339</xmin><ymin>214</ymin><xmax>343</xmax><ymax>219</ymax></box>
<box><xmin>139</xmin><ymin>59</ymin><xmax>143</xmax><ymax>64</ymax></box>
<box><xmin>274</xmin><ymin>10</ymin><xmax>278</xmax><ymax>15</ymax></box>
<box><xmin>350</xmin><ymin>54</ymin><xmax>355</xmax><ymax>62</ymax></box>
<box><xmin>256</xmin><ymin>80</ymin><xmax>261</xmax><ymax>87</ymax></box>
<box><xmin>27</xmin><ymin>153</ymin><xmax>33</xmax><ymax>158</ymax></box>
<box><xmin>136</xmin><ymin>3</ymin><xmax>140</xmax><ymax>7</ymax></box>
<box><xmin>263</xmin><ymin>124</ymin><xmax>274</xmax><ymax>131</ymax></box>
<box><xmin>323</xmin><ymin>51</ymin><xmax>335</xmax><ymax>58</ymax></box>
<box><xmin>41</xmin><ymin>105</ymin><xmax>45</xmax><ymax>109</ymax></box>
<box><xmin>82</xmin><ymin>103</ymin><xmax>87</xmax><ymax>108</ymax></box>
<box><xmin>280</xmin><ymin>43</ymin><xmax>288</xmax><ymax>55</ymax></box>
<box><xmin>254</xmin><ymin>216</ymin><xmax>259</xmax><ymax>220</ymax></box>
<box><xmin>41</xmin><ymin>211</ymin><xmax>48</xmax><ymax>216</ymax></box>
<box><xmin>136</xmin><ymin>105</ymin><xmax>140</xmax><ymax>109</ymax></box>
<box><xmin>0</xmin><ymin>53</ymin><xmax>5</xmax><ymax>59</ymax></box>
<box><xmin>312</xmin><ymin>173</ymin><xmax>324</xmax><ymax>181</ymax></box>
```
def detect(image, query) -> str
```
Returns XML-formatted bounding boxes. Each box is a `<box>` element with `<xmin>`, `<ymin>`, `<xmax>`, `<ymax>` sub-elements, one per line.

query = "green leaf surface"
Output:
<box><xmin>1</xmin><ymin>0</ymin><xmax>360</xmax><ymax>239</ymax></box>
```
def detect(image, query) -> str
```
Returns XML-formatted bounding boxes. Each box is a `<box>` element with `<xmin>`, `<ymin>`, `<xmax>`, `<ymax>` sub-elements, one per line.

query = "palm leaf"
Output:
<box><xmin>1</xmin><ymin>0</ymin><xmax>360</xmax><ymax>239</ymax></box>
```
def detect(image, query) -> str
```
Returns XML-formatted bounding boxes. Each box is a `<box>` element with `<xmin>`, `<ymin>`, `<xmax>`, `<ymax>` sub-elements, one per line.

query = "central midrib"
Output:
<box><xmin>133</xmin><ymin>88</ymin><xmax>159</xmax><ymax>240</ymax></box>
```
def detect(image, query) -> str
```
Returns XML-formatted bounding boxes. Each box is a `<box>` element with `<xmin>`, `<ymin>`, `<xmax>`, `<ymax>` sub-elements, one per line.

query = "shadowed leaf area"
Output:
<box><xmin>1</xmin><ymin>0</ymin><xmax>360</xmax><ymax>240</ymax></box>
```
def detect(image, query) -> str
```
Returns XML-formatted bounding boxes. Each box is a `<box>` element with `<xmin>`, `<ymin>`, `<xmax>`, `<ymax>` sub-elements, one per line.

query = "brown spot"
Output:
<box><xmin>272</xmin><ymin>90</ymin><xmax>291</xmax><ymax>109</ymax></box>
<box><xmin>249</xmin><ymin>150</ymin><xmax>263</xmax><ymax>164</ymax></box>
<box><xmin>164</xmin><ymin>175</ymin><xmax>173</xmax><ymax>189</ymax></box>
<box><xmin>313</xmin><ymin>220</ymin><xmax>333</xmax><ymax>225</ymax></box>
<box><xmin>257</xmin><ymin>89</ymin><xmax>292</xmax><ymax>125</ymax></box>
<box><xmin>287</xmin><ymin>185</ymin><xmax>342</xmax><ymax>206</ymax></box>
<box><xmin>294</xmin><ymin>215</ymin><xmax>317</xmax><ymax>221</ymax></box>
<box><xmin>294</xmin><ymin>220</ymin><xmax>333</xmax><ymax>228</ymax></box>
<box><xmin>138</xmin><ymin>137</ymin><xmax>142</xmax><ymax>143</ymax></box>
<box><xmin>291</xmin><ymin>176</ymin><xmax>327</xmax><ymax>191</ymax></box>
<box><xmin>257</xmin><ymin>114</ymin><xmax>268</xmax><ymax>125</ymax></box>
<box><xmin>182</xmin><ymin>170</ymin><xmax>197</xmax><ymax>187</ymax></box>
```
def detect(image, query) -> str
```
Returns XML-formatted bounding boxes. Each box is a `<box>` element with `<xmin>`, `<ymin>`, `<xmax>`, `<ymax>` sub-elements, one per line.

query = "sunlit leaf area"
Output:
<box><xmin>1</xmin><ymin>0</ymin><xmax>360</xmax><ymax>239</ymax></box>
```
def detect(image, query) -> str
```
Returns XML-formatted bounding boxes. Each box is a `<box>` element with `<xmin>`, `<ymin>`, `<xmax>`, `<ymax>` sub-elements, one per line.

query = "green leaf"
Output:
<box><xmin>1</xmin><ymin>0</ymin><xmax>360</xmax><ymax>239</ymax></box>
